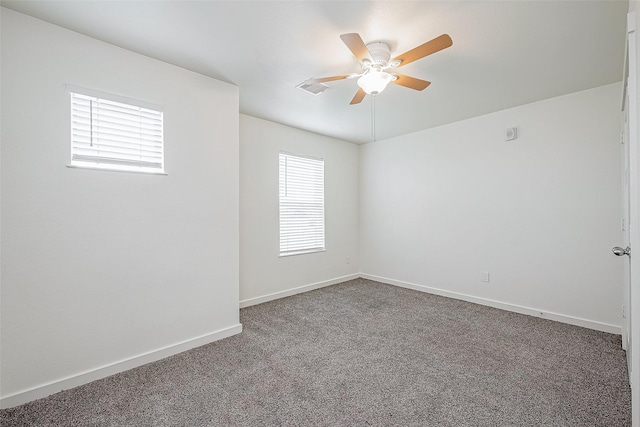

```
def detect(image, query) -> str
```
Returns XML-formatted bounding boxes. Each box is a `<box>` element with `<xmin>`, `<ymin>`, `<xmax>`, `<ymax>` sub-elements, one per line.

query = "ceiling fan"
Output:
<box><xmin>305</xmin><ymin>33</ymin><xmax>453</xmax><ymax>105</ymax></box>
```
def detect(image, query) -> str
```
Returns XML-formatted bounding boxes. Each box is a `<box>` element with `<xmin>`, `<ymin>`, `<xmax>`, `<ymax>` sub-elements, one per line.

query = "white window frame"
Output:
<box><xmin>67</xmin><ymin>85</ymin><xmax>165</xmax><ymax>175</ymax></box>
<box><xmin>279</xmin><ymin>152</ymin><xmax>325</xmax><ymax>257</ymax></box>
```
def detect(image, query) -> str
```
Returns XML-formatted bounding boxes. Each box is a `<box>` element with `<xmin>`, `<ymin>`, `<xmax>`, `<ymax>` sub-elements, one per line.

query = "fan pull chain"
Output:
<box><xmin>371</xmin><ymin>94</ymin><xmax>376</xmax><ymax>142</ymax></box>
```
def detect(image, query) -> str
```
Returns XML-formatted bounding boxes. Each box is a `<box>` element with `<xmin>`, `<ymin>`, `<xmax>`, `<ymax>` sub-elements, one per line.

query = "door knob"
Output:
<box><xmin>612</xmin><ymin>246</ymin><xmax>631</xmax><ymax>256</ymax></box>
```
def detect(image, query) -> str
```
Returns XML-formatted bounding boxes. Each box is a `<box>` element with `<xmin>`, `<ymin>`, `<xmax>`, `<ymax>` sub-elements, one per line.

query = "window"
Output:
<box><xmin>279</xmin><ymin>152</ymin><xmax>325</xmax><ymax>256</ymax></box>
<box><xmin>69</xmin><ymin>86</ymin><xmax>164</xmax><ymax>174</ymax></box>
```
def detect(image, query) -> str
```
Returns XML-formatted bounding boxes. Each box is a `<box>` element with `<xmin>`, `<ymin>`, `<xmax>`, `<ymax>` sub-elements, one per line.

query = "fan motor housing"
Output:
<box><xmin>365</xmin><ymin>42</ymin><xmax>391</xmax><ymax>66</ymax></box>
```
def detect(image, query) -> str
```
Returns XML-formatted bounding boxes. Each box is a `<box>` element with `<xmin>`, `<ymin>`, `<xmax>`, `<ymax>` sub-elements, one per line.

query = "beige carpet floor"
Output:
<box><xmin>0</xmin><ymin>278</ymin><xmax>632</xmax><ymax>426</ymax></box>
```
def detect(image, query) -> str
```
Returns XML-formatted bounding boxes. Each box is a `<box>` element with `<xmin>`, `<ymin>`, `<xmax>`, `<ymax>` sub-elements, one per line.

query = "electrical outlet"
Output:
<box><xmin>481</xmin><ymin>271</ymin><xmax>490</xmax><ymax>283</ymax></box>
<box><xmin>347</xmin><ymin>256</ymin><xmax>350</xmax><ymax>264</ymax></box>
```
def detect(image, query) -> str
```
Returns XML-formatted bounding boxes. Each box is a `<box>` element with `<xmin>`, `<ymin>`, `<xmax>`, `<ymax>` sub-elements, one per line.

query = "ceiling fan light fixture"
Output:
<box><xmin>357</xmin><ymin>69</ymin><xmax>393</xmax><ymax>95</ymax></box>
<box><xmin>309</xmin><ymin>33</ymin><xmax>452</xmax><ymax>104</ymax></box>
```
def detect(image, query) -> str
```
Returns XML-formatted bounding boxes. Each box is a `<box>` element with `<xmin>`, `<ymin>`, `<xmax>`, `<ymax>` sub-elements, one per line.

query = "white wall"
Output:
<box><xmin>360</xmin><ymin>83</ymin><xmax>623</xmax><ymax>332</ymax></box>
<box><xmin>239</xmin><ymin>115</ymin><xmax>359</xmax><ymax>306</ymax></box>
<box><xmin>1</xmin><ymin>9</ymin><xmax>240</xmax><ymax>408</ymax></box>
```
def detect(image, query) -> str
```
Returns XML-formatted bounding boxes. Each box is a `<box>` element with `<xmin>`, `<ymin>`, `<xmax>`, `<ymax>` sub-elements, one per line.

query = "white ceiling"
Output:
<box><xmin>1</xmin><ymin>1</ymin><xmax>629</xmax><ymax>144</ymax></box>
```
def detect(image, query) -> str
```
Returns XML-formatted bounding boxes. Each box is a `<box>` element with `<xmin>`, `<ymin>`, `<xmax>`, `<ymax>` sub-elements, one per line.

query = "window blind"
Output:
<box><xmin>279</xmin><ymin>152</ymin><xmax>325</xmax><ymax>256</ymax></box>
<box><xmin>70</xmin><ymin>90</ymin><xmax>164</xmax><ymax>172</ymax></box>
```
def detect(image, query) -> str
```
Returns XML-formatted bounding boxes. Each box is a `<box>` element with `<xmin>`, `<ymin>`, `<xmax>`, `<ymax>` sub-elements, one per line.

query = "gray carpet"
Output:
<box><xmin>0</xmin><ymin>278</ymin><xmax>632</xmax><ymax>426</ymax></box>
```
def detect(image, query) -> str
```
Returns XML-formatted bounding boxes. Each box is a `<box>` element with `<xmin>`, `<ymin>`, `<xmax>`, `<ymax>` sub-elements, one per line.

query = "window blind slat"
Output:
<box><xmin>91</xmin><ymin>115</ymin><xmax>163</xmax><ymax>132</ymax></box>
<box><xmin>73</xmin><ymin>143</ymin><xmax>163</xmax><ymax>157</ymax></box>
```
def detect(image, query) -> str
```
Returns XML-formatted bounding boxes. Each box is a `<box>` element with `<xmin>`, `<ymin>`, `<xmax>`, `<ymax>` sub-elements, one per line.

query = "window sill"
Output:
<box><xmin>279</xmin><ymin>249</ymin><xmax>326</xmax><ymax>258</ymax></box>
<box><xmin>67</xmin><ymin>164</ymin><xmax>168</xmax><ymax>176</ymax></box>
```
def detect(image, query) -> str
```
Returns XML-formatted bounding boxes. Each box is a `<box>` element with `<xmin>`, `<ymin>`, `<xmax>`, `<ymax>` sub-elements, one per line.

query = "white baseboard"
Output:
<box><xmin>361</xmin><ymin>273</ymin><xmax>621</xmax><ymax>335</ymax></box>
<box><xmin>0</xmin><ymin>323</ymin><xmax>243</xmax><ymax>409</ymax></box>
<box><xmin>239</xmin><ymin>273</ymin><xmax>360</xmax><ymax>308</ymax></box>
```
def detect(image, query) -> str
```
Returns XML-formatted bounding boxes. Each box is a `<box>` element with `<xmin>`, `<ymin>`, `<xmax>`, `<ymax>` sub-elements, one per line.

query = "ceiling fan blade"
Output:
<box><xmin>391</xmin><ymin>74</ymin><xmax>431</xmax><ymax>91</ymax></box>
<box><xmin>340</xmin><ymin>33</ymin><xmax>372</xmax><ymax>63</ymax></box>
<box><xmin>392</xmin><ymin>34</ymin><xmax>452</xmax><ymax>68</ymax></box>
<box><xmin>305</xmin><ymin>75</ymin><xmax>353</xmax><ymax>84</ymax></box>
<box><xmin>350</xmin><ymin>88</ymin><xmax>367</xmax><ymax>105</ymax></box>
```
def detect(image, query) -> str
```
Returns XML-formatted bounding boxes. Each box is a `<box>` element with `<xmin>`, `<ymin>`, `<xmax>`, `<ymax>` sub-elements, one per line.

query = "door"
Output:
<box><xmin>619</xmin><ymin>63</ymin><xmax>636</xmax><ymax>426</ymax></box>
<box><xmin>621</xmin><ymin>90</ymin><xmax>631</xmax><ymax>355</ymax></box>
<box><xmin>615</xmin><ymin>10</ymin><xmax>639</xmax><ymax>425</ymax></box>
<box><xmin>622</xmin><ymin>10</ymin><xmax>639</xmax><ymax>426</ymax></box>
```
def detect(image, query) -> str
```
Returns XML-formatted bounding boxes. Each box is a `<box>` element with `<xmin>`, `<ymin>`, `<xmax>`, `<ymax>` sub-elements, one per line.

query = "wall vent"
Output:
<box><xmin>296</xmin><ymin>81</ymin><xmax>328</xmax><ymax>95</ymax></box>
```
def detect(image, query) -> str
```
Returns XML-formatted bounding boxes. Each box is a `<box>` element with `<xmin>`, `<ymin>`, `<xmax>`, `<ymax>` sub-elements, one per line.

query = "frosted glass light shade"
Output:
<box><xmin>357</xmin><ymin>70</ymin><xmax>393</xmax><ymax>95</ymax></box>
